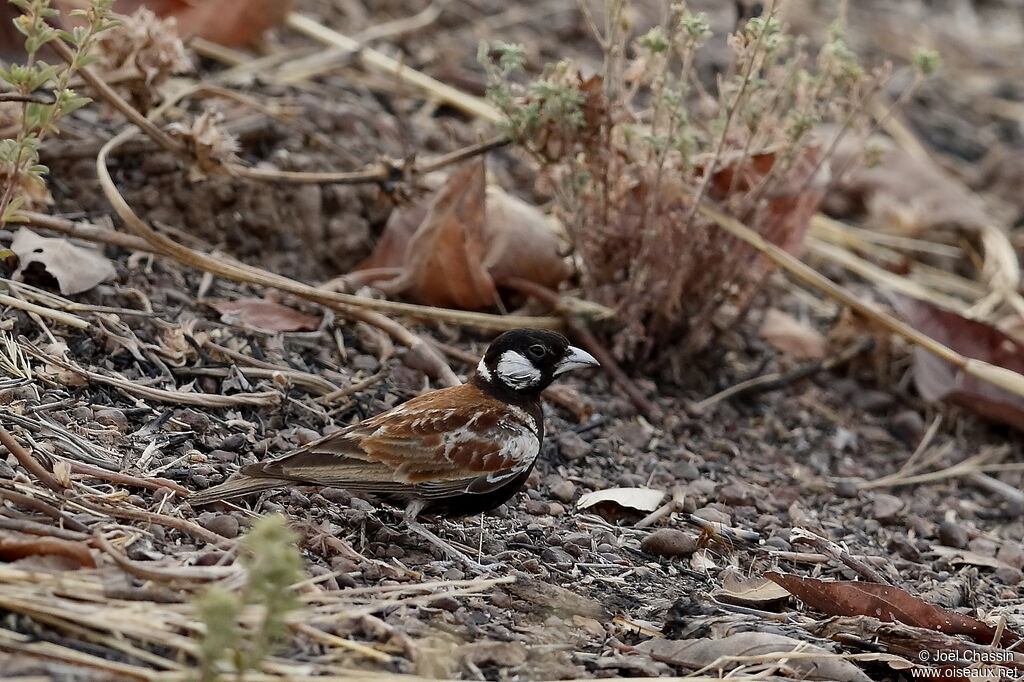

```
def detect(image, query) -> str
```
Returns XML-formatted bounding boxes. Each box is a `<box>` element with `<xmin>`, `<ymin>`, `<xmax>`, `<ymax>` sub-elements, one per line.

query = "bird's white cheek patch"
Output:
<box><xmin>496</xmin><ymin>350</ymin><xmax>541</xmax><ymax>389</ymax></box>
<box><xmin>476</xmin><ymin>358</ymin><xmax>492</xmax><ymax>382</ymax></box>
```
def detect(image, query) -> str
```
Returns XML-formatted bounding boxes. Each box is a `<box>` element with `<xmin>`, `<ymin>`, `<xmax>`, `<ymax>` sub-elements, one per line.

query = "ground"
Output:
<box><xmin>1</xmin><ymin>1</ymin><xmax>1023</xmax><ymax>681</ymax></box>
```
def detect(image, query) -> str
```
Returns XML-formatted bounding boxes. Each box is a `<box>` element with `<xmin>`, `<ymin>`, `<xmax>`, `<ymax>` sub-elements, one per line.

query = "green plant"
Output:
<box><xmin>481</xmin><ymin>2</ymin><xmax>913</xmax><ymax>369</ymax></box>
<box><xmin>193</xmin><ymin>513</ymin><xmax>304</xmax><ymax>682</ymax></box>
<box><xmin>0</xmin><ymin>0</ymin><xmax>116</xmax><ymax>227</ymax></box>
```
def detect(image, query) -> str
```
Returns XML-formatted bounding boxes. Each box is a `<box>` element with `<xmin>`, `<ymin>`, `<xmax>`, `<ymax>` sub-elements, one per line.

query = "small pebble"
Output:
<box><xmin>640</xmin><ymin>528</ymin><xmax>698</xmax><ymax>557</ymax></box>
<box><xmin>851</xmin><ymin>389</ymin><xmax>895</xmax><ymax>413</ymax></box>
<box><xmin>557</xmin><ymin>432</ymin><xmax>589</xmax><ymax>460</ymax></box>
<box><xmin>208</xmin><ymin>449</ymin><xmax>237</xmax><ymax>463</ymax></box>
<box><xmin>199</xmin><ymin>514</ymin><xmax>239</xmax><ymax>539</ymax></box>
<box><xmin>937</xmin><ymin>520</ymin><xmax>969</xmax><ymax>548</ymax></box>
<box><xmin>540</xmin><ymin>547</ymin><xmax>574</xmax><ymax>566</ymax></box>
<box><xmin>890</xmin><ymin>410</ymin><xmax>926</xmax><ymax>446</ymax></box>
<box><xmin>217</xmin><ymin>434</ymin><xmax>246</xmax><ymax>452</ymax></box>
<box><xmin>549</xmin><ymin>502</ymin><xmax>566</xmax><ymax>516</ymax></box>
<box><xmin>550</xmin><ymin>480</ymin><xmax>576</xmax><ymax>503</ymax></box>
<box><xmin>94</xmin><ymin>408</ymin><xmax>128</xmax><ymax>431</ymax></box>
<box><xmin>692</xmin><ymin>506</ymin><xmax>731</xmax><ymax>526</ymax></box>
<box><xmin>834</xmin><ymin>479</ymin><xmax>860</xmax><ymax>499</ymax></box>
<box><xmin>524</xmin><ymin>499</ymin><xmax>549</xmax><ymax>516</ymax></box>
<box><xmin>872</xmin><ymin>493</ymin><xmax>904</xmax><ymax>523</ymax></box>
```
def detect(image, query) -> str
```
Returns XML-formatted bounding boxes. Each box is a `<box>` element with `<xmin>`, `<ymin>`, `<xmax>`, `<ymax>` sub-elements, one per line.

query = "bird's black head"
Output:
<box><xmin>473</xmin><ymin>328</ymin><xmax>599</xmax><ymax>399</ymax></box>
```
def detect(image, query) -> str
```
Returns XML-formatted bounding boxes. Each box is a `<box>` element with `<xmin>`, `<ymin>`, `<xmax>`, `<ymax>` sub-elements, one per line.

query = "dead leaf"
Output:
<box><xmin>892</xmin><ymin>294</ymin><xmax>1024</xmax><ymax>431</ymax></box>
<box><xmin>766</xmin><ymin>572</ymin><xmax>1023</xmax><ymax>648</ymax></box>
<box><xmin>0</xmin><ymin>531</ymin><xmax>95</xmax><ymax>569</ymax></box>
<box><xmin>930</xmin><ymin>546</ymin><xmax>1014</xmax><ymax>570</ymax></box>
<box><xmin>577</xmin><ymin>487</ymin><xmax>665</xmax><ymax>513</ymax></box>
<box><xmin>635</xmin><ymin>631</ymin><xmax>871</xmax><ymax>682</ymax></box>
<box><xmin>102</xmin><ymin>0</ymin><xmax>295</xmax><ymax>46</ymax></box>
<box><xmin>11</xmin><ymin>229</ymin><xmax>116</xmax><ymax>295</ymax></box>
<box><xmin>759</xmin><ymin>308</ymin><xmax>827</xmax><ymax>358</ymax></box>
<box><xmin>715</xmin><ymin>573</ymin><xmax>793</xmax><ymax>608</ymax></box>
<box><xmin>209</xmin><ymin>297</ymin><xmax>320</xmax><ymax>333</ymax></box>
<box><xmin>357</xmin><ymin>160</ymin><xmax>570</xmax><ymax>310</ymax></box>
<box><xmin>827</xmin><ymin>135</ymin><xmax>988</xmax><ymax>236</ymax></box>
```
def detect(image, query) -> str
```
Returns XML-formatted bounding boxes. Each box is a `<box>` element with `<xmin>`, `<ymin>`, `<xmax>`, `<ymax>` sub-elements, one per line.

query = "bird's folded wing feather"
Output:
<box><xmin>241</xmin><ymin>385</ymin><xmax>539</xmax><ymax>497</ymax></box>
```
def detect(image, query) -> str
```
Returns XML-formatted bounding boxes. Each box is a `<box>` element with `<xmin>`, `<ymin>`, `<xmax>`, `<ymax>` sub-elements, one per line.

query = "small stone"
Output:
<box><xmin>525</xmin><ymin>499</ymin><xmax>549</xmax><ymax>516</ymax></box>
<box><xmin>460</xmin><ymin>641</ymin><xmax>528</xmax><ymax>668</ymax></box>
<box><xmin>431</xmin><ymin>595</ymin><xmax>460</xmax><ymax>611</ymax></box>
<box><xmin>293</xmin><ymin>427</ymin><xmax>321</xmax><ymax>445</ymax></box>
<box><xmin>937</xmin><ymin>520</ymin><xmax>969</xmax><ymax>548</ymax></box>
<box><xmin>872</xmin><ymin>493</ymin><xmax>904</xmax><ymax>523</ymax></box>
<box><xmin>719</xmin><ymin>482</ymin><xmax>754</xmax><ymax>506</ymax></box>
<box><xmin>994</xmin><ymin>566</ymin><xmax>1024</xmax><ymax>586</ymax></box>
<box><xmin>351</xmin><ymin>354</ymin><xmax>380</xmax><ymax>371</ymax></box>
<box><xmin>94</xmin><ymin>408</ymin><xmax>128</xmax><ymax>431</ymax></box>
<box><xmin>348</xmin><ymin>497</ymin><xmax>373</xmax><ymax>512</ymax></box>
<box><xmin>641</xmin><ymin>528</ymin><xmax>698</xmax><ymax>557</ymax></box>
<box><xmin>851</xmin><ymin>389</ymin><xmax>895</xmax><ymax>413</ymax></box>
<box><xmin>558</xmin><ymin>432</ymin><xmax>589</xmax><ymax>460</ymax></box>
<box><xmin>319</xmin><ymin>487</ymin><xmax>350</xmax><ymax>504</ymax></box>
<box><xmin>541</xmin><ymin>547</ymin><xmax>575</xmax><ymax>566</ymax></box>
<box><xmin>217</xmin><ymin>434</ymin><xmax>246</xmax><ymax>451</ymax></box>
<box><xmin>200</xmin><ymin>514</ymin><xmax>240</xmax><ymax>539</ymax></box>
<box><xmin>692</xmin><ymin>506</ymin><xmax>731</xmax><ymax>526</ymax></box>
<box><xmin>549</xmin><ymin>502</ymin><xmax>566</xmax><ymax>516</ymax></box>
<box><xmin>671</xmin><ymin>459</ymin><xmax>700</xmax><ymax>481</ymax></box>
<box><xmin>550</xmin><ymin>480</ymin><xmax>576</xmax><ymax>503</ymax></box>
<box><xmin>175</xmin><ymin>409</ymin><xmax>211</xmax><ymax>434</ymax></box>
<box><xmin>208</xmin><ymin>449</ymin><xmax>237</xmax><ymax>463</ymax></box>
<box><xmin>890</xmin><ymin>410</ymin><xmax>926</xmax><ymax>446</ymax></box>
<box><xmin>834</xmin><ymin>479</ymin><xmax>860</xmax><ymax>499</ymax></box>
<box><xmin>70</xmin><ymin>406</ymin><xmax>93</xmax><ymax>422</ymax></box>
<box><xmin>996</xmin><ymin>542</ymin><xmax>1024</xmax><ymax>570</ymax></box>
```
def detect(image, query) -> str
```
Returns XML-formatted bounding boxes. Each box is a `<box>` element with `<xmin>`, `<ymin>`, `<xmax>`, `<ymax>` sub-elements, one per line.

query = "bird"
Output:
<box><xmin>189</xmin><ymin>328</ymin><xmax>599</xmax><ymax>568</ymax></box>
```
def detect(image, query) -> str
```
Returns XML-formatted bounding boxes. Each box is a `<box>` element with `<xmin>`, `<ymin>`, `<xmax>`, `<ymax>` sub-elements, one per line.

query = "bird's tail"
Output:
<box><xmin>189</xmin><ymin>476</ymin><xmax>283</xmax><ymax>506</ymax></box>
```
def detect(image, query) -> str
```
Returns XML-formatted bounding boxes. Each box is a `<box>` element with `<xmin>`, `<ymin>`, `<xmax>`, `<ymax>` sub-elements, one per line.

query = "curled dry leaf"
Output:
<box><xmin>209</xmin><ymin>297</ymin><xmax>320</xmax><ymax>333</ymax></box>
<box><xmin>766</xmin><ymin>572</ymin><xmax>1023</xmax><ymax>649</ymax></box>
<box><xmin>892</xmin><ymin>294</ymin><xmax>1024</xmax><ymax>431</ymax></box>
<box><xmin>11</xmin><ymin>229</ymin><xmax>116</xmax><ymax>295</ymax></box>
<box><xmin>577</xmin><ymin>487</ymin><xmax>666</xmax><ymax>525</ymax></box>
<box><xmin>714</xmin><ymin>572</ymin><xmax>793</xmax><ymax>608</ymax></box>
<box><xmin>758</xmin><ymin>308</ymin><xmax>827</xmax><ymax>359</ymax></box>
<box><xmin>357</xmin><ymin>160</ymin><xmax>570</xmax><ymax>310</ymax></box>
<box><xmin>0</xmin><ymin>531</ymin><xmax>96</xmax><ymax>569</ymax></box>
<box><xmin>635</xmin><ymin>632</ymin><xmax>871</xmax><ymax>682</ymax></box>
<box><xmin>106</xmin><ymin>0</ymin><xmax>296</xmax><ymax>46</ymax></box>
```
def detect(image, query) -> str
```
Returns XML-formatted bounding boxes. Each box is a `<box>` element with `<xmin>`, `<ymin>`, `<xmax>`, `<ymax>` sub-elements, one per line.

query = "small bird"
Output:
<box><xmin>190</xmin><ymin>328</ymin><xmax>599</xmax><ymax>567</ymax></box>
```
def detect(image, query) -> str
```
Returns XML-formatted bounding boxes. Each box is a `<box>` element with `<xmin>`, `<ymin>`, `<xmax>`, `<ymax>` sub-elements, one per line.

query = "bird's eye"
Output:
<box><xmin>527</xmin><ymin>344</ymin><xmax>546</xmax><ymax>359</ymax></box>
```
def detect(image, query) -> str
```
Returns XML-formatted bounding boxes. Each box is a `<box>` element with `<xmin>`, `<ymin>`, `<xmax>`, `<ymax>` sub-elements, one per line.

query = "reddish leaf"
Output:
<box><xmin>767</xmin><ymin>572</ymin><xmax>1023</xmax><ymax>649</ymax></box>
<box><xmin>107</xmin><ymin>0</ymin><xmax>294</xmax><ymax>46</ymax></box>
<box><xmin>210</xmin><ymin>297</ymin><xmax>320</xmax><ymax>333</ymax></box>
<box><xmin>892</xmin><ymin>294</ymin><xmax>1024</xmax><ymax>431</ymax></box>
<box><xmin>0</xmin><ymin>532</ymin><xmax>96</xmax><ymax>569</ymax></box>
<box><xmin>357</xmin><ymin>160</ymin><xmax>570</xmax><ymax>310</ymax></box>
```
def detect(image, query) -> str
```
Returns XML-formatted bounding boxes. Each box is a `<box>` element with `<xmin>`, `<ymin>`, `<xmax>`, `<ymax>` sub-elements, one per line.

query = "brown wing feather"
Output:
<box><xmin>239</xmin><ymin>384</ymin><xmax>539</xmax><ymax>498</ymax></box>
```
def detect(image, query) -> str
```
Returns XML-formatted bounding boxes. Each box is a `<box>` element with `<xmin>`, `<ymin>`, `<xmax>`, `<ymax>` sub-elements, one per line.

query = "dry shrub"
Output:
<box><xmin>482</xmin><ymin>2</ymin><xmax>889</xmax><ymax>368</ymax></box>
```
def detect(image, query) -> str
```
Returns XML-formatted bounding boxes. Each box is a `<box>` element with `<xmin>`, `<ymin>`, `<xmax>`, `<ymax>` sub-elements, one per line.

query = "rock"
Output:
<box><xmin>550</xmin><ymin>480</ymin><xmax>576</xmax><ymax>503</ymax></box>
<box><xmin>641</xmin><ymin>529</ymin><xmax>698</xmax><ymax>557</ymax></box>
<box><xmin>994</xmin><ymin>566</ymin><xmax>1023</xmax><ymax>586</ymax></box>
<box><xmin>525</xmin><ymin>499</ymin><xmax>549</xmax><ymax>516</ymax></box>
<box><xmin>94</xmin><ymin>408</ymin><xmax>128</xmax><ymax>431</ymax></box>
<box><xmin>851</xmin><ymin>389</ymin><xmax>895</xmax><ymax>413</ymax></box>
<box><xmin>540</xmin><ymin>547</ymin><xmax>575</xmax><ymax>566</ymax></box>
<box><xmin>351</xmin><ymin>354</ymin><xmax>380</xmax><ymax>371</ymax></box>
<box><xmin>937</xmin><ymin>520</ymin><xmax>969</xmax><ymax>548</ymax></box>
<box><xmin>199</xmin><ymin>513</ymin><xmax>239</xmax><ymax>539</ymax></box>
<box><xmin>70</xmin><ymin>406</ymin><xmax>93</xmax><ymax>422</ymax></box>
<box><xmin>217</xmin><ymin>434</ymin><xmax>246</xmax><ymax>451</ymax></box>
<box><xmin>890</xmin><ymin>410</ymin><xmax>926</xmax><ymax>446</ymax></box>
<box><xmin>996</xmin><ymin>541</ymin><xmax>1024</xmax><ymax>570</ymax></box>
<box><xmin>460</xmin><ymin>641</ymin><xmax>528</xmax><ymax>668</ymax></box>
<box><xmin>208</xmin><ymin>449</ymin><xmax>237</xmax><ymax>463</ymax></box>
<box><xmin>549</xmin><ymin>502</ymin><xmax>566</xmax><ymax>516</ymax></box>
<box><xmin>872</xmin><ymin>494</ymin><xmax>904</xmax><ymax>523</ymax></box>
<box><xmin>670</xmin><ymin>459</ymin><xmax>700</xmax><ymax>481</ymax></box>
<box><xmin>834</xmin><ymin>479</ymin><xmax>860</xmax><ymax>499</ymax></box>
<box><xmin>558</xmin><ymin>432</ymin><xmax>589</xmax><ymax>460</ymax></box>
<box><xmin>693</xmin><ymin>506</ymin><xmax>731</xmax><ymax>526</ymax></box>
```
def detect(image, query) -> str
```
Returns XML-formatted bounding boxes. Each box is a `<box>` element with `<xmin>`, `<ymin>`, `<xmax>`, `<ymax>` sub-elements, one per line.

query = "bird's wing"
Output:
<box><xmin>242</xmin><ymin>384</ymin><xmax>540</xmax><ymax>498</ymax></box>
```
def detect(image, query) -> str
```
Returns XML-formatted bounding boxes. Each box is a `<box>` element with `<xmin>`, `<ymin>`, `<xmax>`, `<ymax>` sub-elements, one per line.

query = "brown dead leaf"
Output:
<box><xmin>635</xmin><ymin>632</ymin><xmax>871</xmax><ymax>682</ymax></box>
<box><xmin>892</xmin><ymin>294</ymin><xmax>1024</xmax><ymax>431</ymax></box>
<box><xmin>102</xmin><ymin>0</ymin><xmax>295</xmax><ymax>46</ymax></box>
<box><xmin>0</xmin><ymin>531</ymin><xmax>95</xmax><ymax>569</ymax></box>
<box><xmin>358</xmin><ymin>160</ymin><xmax>570</xmax><ymax>310</ymax></box>
<box><xmin>209</xmin><ymin>297</ymin><xmax>320</xmax><ymax>333</ymax></box>
<box><xmin>827</xmin><ymin>135</ymin><xmax>989</xmax><ymax>235</ymax></box>
<box><xmin>766</xmin><ymin>572</ymin><xmax>1023</xmax><ymax>648</ymax></box>
<box><xmin>715</xmin><ymin>572</ymin><xmax>793</xmax><ymax>608</ymax></box>
<box><xmin>11</xmin><ymin>229</ymin><xmax>116</xmax><ymax>295</ymax></box>
<box><xmin>759</xmin><ymin>308</ymin><xmax>827</xmax><ymax>358</ymax></box>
